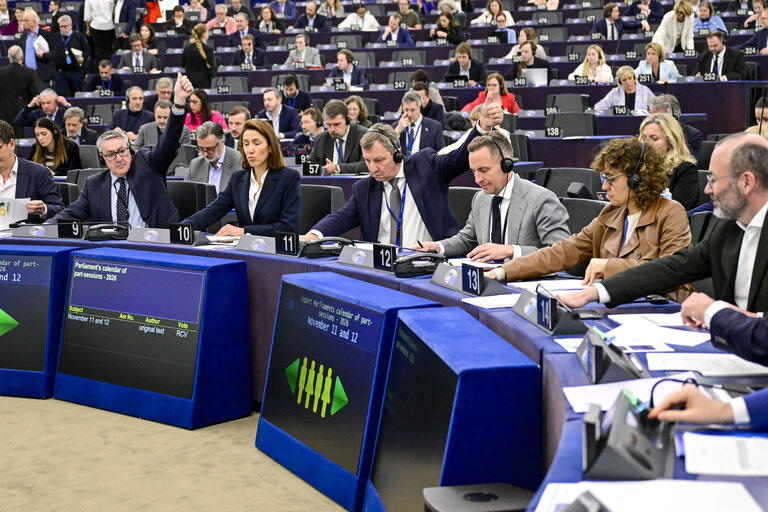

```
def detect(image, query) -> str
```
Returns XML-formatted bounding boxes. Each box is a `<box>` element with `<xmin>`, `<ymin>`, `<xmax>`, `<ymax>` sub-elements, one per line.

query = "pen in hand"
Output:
<box><xmin>417</xmin><ymin>240</ymin><xmax>424</xmax><ymax>248</ymax></box>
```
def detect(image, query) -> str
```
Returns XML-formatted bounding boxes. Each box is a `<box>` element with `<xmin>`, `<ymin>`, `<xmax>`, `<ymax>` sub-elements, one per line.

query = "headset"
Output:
<box><xmin>368</xmin><ymin>127</ymin><xmax>404</xmax><ymax>163</ymax></box>
<box><xmin>488</xmin><ymin>135</ymin><xmax>514</xmax><ymax>174</ymax></box>
<box><xmin>627</xmin><ymin>141</ymin><xmax>645</xmax><ymax>190</ymax></box>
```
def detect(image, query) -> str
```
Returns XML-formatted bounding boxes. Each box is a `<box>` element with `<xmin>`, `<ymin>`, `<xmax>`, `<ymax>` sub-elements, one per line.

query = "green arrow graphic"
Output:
<box><xmin>0</xmin><ymin>308</ymin><xmax>18</xmax><ymax>337</ymax></box>
<box><xmin>331</xmin><ymin>376</ymin><xmax>347</xmax><ymax>416</ymax></box>
<box><xmin>285</xmin><ymin>358</ymin><xmax>300</xmax><ymax>395</ymax></box>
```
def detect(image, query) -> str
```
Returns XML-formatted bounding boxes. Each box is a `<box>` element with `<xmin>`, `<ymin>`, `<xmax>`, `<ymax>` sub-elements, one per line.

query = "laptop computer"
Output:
<box><xmin>521</xmin><ymin>68</ymin><xmax>549</xmax><ymax>88</ymax></box>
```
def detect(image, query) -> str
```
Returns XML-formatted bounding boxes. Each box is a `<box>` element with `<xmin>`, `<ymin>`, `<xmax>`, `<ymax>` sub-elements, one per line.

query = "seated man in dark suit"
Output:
<box><xmin>694</xmin><ymin>31</ymin><xmax>748</xmax><ymax>81</ymax></box>
<box><xmin>227</xmin><ymin>0</ymin><xmax>255</xmax><ymax>21</ymax></box>
<box><xmin>280</xmin><ymin>74</ymin><xmax>312</xmax><ymax>112</ymax></box>
<box><xmin>108</xmin><ymin>86</ymin><xmax>155</xmax><ymax>143</ymax></box>
<box><xmin>118</xmin><ymin>34</ymin><xmax>162</xmax><ymax>73</ymax></box>
<box><xmin>300</xmin><ymin>95</ymin><xmax>504</xmax><ymax>244</ymax></box>
<box><xmin>507</xmin><ymin>41</ymin><xmax>551</xmax><ymax>80</ymax></box>
<box><xmin>13</xmin><ymin>88</ymin><xmax>69</xmax><ymax>129</ymax></box>
<box><xmin>328</xmin><ymin>49</ymin><xmax>367</xmax><ymax>88</ymax></box>
<box><xmin>50</xmin><ymin>73</ymin><xmax>194</xmax><ymax>228</ymax></box>
<box><xmin>590</xmin><ymin>3</ymin><xmax>650</xmax><ymax>40</ymax></box>
<box><xmin>84</xmin><ymin>61</ymin><xmax>127</xmax><ymax>94</ymax></box>
<box><xmin>375</xmin><ymin>13</ymin><xmax>415</xmax><ymax>47</ymax></box>
<box><xmin>412</xmin><ymin>81</ymin><xmax>444</xmax><ymax>126</ymax></box>
<box><xmin>143</xmin><ymin>77</ymin><xmax>174</xmax><ymax>113</ymax></box>
<box><xmin>226</xmin><ymin>13</ymin><xmax>265</xmax><ymax>49</ymax></box>
<box><xmin>418</xmin><ymin>132</ymin><xmax>570</xmax><ymax>261</ymax></box>
<box><xmin>230</xmin><ymin>35</ymin><xmax>269</xmax><ymax>69</ymax></box>
<box><xmin>443</xmin><ymin>42</ymin><xmax>487</xmax><ymax>87</ymax></box>
<box><xmin>648</xmin><ymin>94</ymin><xmax>703</xmax><ymax>163</ymax></box>
<box><xmin>0</xmin><ymin>119</ymin><xmax>64</xmax><ymax>222</ymax></box>
<box><xmin>624</xmin><ymin>0</ymin><xmax>663</xmax><ymax>21</ymax></box>
<box><xmin>560</xmin><ymin>134</ymin><xmax>768</xmax><ymax>316</ymax></box>
<box><xmin>293</xmin><ymin>107</ymin><xmax>324</xmax><ymax>148</ymax></box>
<box><xmin>224</xmin><ymin>106</ymin><xmax>251</xmax><ymax>149</ymax></box>
<box><xmin>308</xmin><ymin>100</ymin><xmax>367</xmax><ymax>174</ymax></box>
<box><xmin>393</xmin><ymin>92</ymin><xmax>444</xmax><ymax>156</ymax></box>
<box><xmin>165</xmin><ymin>6</ymin><xmax>195</xmax><ymax>36</ymax></box>
<box><xmin>291</xmin><ymin>1</ymin><xmax>331</xmax><ymax>31</ymax></box>
<box><xmin>255</xmin><ymin>88</ymin><xmax>301</xmax><ymax>139</ymax></box>
<box><xmin>63</xmin><ymin>107</ymin><xmax>99</xmax><ymax>146</ymax></box>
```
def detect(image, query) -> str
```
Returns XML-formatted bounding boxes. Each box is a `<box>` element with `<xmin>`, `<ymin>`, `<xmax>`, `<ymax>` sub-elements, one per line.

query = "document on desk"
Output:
<box><xmin>605</xmin><ymin>316</ymin><xmax>709</xmax><ymax>347</ymax></box>
<box><xmin>0</xmin><ymin>197</ymin><xmax>30</xmax><ymax>229</ymax></box>
<box><xmin>604</xmin><ymin>323</ymin><xmax>674</xmax><ymax>352</ymax></box>
<box><xmin>684</xmin><ymin>432</ymin><xmax>768</xmax><ymax>476</ymax></box>
<box><xmin>646</xmin><ymin>353</ymin><xmax>768</xmax><ymax>377</ymax></box>
<box><xmin>461</xmin><ymin>293</ymin><xmax>520</xmax><ymax>309</ymax></box>
<box><xmin>448</xmin><ymin>257</ymin><xmax>500</xmax><ymax>270</ymax></box>
<box><xmin>512</xmin><ymin>278</ymin><xmax>586</xmax><ymax>293</ymax></box>
<box><xmin>563</xmin><ymin>372</ymin><xmax>697</xmax><ymax>413</ymax></box>
<box><xmin>534</xmin><ymin>480</ymin><xmax>762</xmax><ymax>512</ymax></box>
<box><xmin>609</xmin><ymin>312</ymin><xmax>686</xmax><ymax>327</ymax></box>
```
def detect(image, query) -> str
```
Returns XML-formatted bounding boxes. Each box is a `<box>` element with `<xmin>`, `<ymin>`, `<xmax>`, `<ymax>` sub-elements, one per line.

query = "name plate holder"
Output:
<box><xmin>430</xmin><ymin>262</ymin><xmax>511</xmax><ymax>296</ymax></box>
<box><xmin>337</xmin><ymin>244</ymin><xmax>394</xmax><ymax>272</ymax></box>
<box><xmin>12</xmin><ymin>225</ymin><xmax>59</xmax><ymax>239</ymax></box>
<box><xmin>512</xmin><ymin>287</ymin><xmax>586</xmax><ymax>335</ymax></box>
<box><xmin>236</xmin><ymin>233</ymin><xmax>304</xmax><ymax>257</ymax></box>
<box><xmin>127</xmin><ymin>227</ymin><xmax>172</xmax><ymax>244</ymax></box>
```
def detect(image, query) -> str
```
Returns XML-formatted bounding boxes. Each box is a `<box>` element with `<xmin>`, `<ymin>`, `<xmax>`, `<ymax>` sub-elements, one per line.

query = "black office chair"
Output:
<box><xmin>211</xmin><ymin>76</ymin><xmax>249</xmax><ymax>94</ymax></box>
<box><xmin>167</xmin><ymin>145</ymin><xmax>199</xmax><ymax>176</ymax></box>
<box><xmin>442</xmin><ymin>96</ymin><xmax>459</xmax><ymax>112</ymax></box>
<box><xmin>545</xmin><ymin>112</ymin><xmax>596</xmax><ymax>137</ymax></box>
<box><xmin>697</xmin><ymin>170</ymin><xmax>711</xmax><ymax>206</ymax></box>
<box><xmin>560</xmin><ymin>197</ymin><xmax>608</xmax><ymax>277</ymax></box>
<box><xmin>330</xmin><ymin>35</ymin><xmax>362</xmax><ymax>49</ymax></box>
<box><xmin>67</xmin><ymin>168</ymin><xmax>106</xmax><ymax>190</ymax></box>
<box><xmin>536</xmin><ymin>27</ymin><xmax>569</xmax><ymax>43</ymax></box>
<box><xmin>706</xmin><ymin>133</ymin><xmax>732</xmax><ymax>141</ymax></box>
<box><xmin>78</xmin><ymin>145</ymin><xmax>101</xmax><ymax>169</ymax></box>
<box><xmin>689</xmin><ymin>211</ymin><xmax>716</xmax><ymax>295</ymax></box>
<box><xmin>363</xmin><ymin>97</ymin><xmax>380</xmax><ymax>116</ymax></box>
<box><xmin>697</xmin><ymin>140</ymin><xmax>716</xmax><ymax>170</ymax></box>
<box><xmin>299</xmin><ymin>184</ymin><xmax>345</xmax><ymax>234</ymax></box>
<box><xmin>501</xmin><ymin>112</ymin><xmax>519</xmax><ymax>133</ymax></box>
<box><xmin>533</xmin><ymin>11</ymin><xmax>563</xmax><ymax>25</ymax></box>
<box><xmin>166</xmin><ymin>181</ymin><xmax>210</xmax><ymax>221</ymax></box>
<box><xmin>546</xmin><ymin>94</ymin><xmax>590</xmax><ymax>113</ymax></box>
<box><xmin>57</xmin><ymin>182</ymin><xmax>80</xmax><ymax>207</ymax></box>
<box><xmin>507</xmin><ymin>134</ymin><xmax>531</xmax><ymax>164</ymax></box>
<box><xmin>565</xmin><ymin>44</ymin><xmax>592</xmax><ymax>61</ymax></box>
<box><xmin>393</xmin><ymin>51</ymin><xmax>426</xmax><ymax>66</ymax></box>
<box><xmin>271</xmin><ymin>74</ymin><xmax>311</xmax><ymax>92</ymax></box>
<box><xmin>448</xmin><ymin>187</ymin><xmax>480</xmax><ymax>227</ymax></box>
<box><xmin>535</xmin><ymin>167</ymin><xmax>602</xmax><ymax>198</ymax></box>
<box><xmin>353</xmin><ymin>52</ymin><xmax>376</xmax><ymax>68</ymax></box>
<box><xmin>387</xmin><ymin>71</ymin><xmax>413</xmax><ymax>85</ymax></box>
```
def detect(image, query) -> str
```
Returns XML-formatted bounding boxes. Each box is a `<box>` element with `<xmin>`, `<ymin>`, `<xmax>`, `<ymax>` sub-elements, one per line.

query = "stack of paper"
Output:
<box><xmin>461</xmin><ymin>293</ymin><xmax>520</xmax><ymax>309</ymax></box>
<box><xmin>684</xmin><ymin>432</ymin><xmax>768</xmax><ymax>476</ymax></box>
<box><xmin>646</xmin><ymin>353</ymin><xmax>768</xmax><ymax>377</ymax></box>
<box><xmin>512</xmin><ymin>278</ymin><xmax>586</xmax><ymax>293</ymax></box>
<box><xmin>606</xmin><ymin>314</ymin><xmax>710</xmax><ymax>347</ymax></box>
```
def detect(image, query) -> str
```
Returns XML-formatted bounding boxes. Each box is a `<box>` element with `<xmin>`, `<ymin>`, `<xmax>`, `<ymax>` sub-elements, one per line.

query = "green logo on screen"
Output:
<box><xmin>285</xmin><ymin>357</ymin><xmax>347</xmax><ymax>418</ymax></box>
<box><xmin>0</xmin><ymin>308</ymin><xmax>19</xmax><ymax>336</ymax></box>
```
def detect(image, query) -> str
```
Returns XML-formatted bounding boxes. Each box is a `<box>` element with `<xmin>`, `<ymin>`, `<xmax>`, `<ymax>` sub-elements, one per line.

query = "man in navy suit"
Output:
<box><xmin>14</xmin><ymin>88</ymin><xmax>69</xmax><ymax>129</ymax></box>
<box><xmin>230</xmin><ymin>35</ymin><xmax>269</xmax><ymax>69</ymax></box>
<box><xmin>0</xmin><ymin>120</ymin><xmax>64</xmax><ymax>223</ymax></box>
<box><xmin>393</xmin><ymin>92</ymin><xmax>444</xmax><ymax>156</ymax></box>
<box><xmin>50</xmin><ymin>73</ymin><xmax>194</xmax><ymax>228</ymax></box>
<box><xmin>590</xmin><ymin>3</ymin><xmax>649</xmax><ymax>40</ymax></box>
<box><xmin>226</xmin><ymin>13</ymin><xmax>265</xmax><ymax>49</ymax></box>
<box><xmin>256</xmin><ymin>88</ymin><xmax>301</xmax><ymax>139</ymax></box>
<box><xmin>737</xmin><ymin>10</ymin><xmax>768</xmax><ymax>54</ymax></box>
<box><xmin>20</xmin><ymin>10</ymin><xmax>60</xmax><ymax>92</ymax></box>
<box><xmin>300</xmin><ymin>94</ymin><xmax>504</xmax><ymax>244</ymax></box>
<box><xmin>443</xmin><ymin>43</ymin><xmax>487</xmax><ymax>87</ymax></box>
<box><xmin>291</xmin><ymin>1</ymin><xmax>331</xmax><ymax>31</ymax></box>
<box><xmin>375</xmin><ymin>13</ymin><xmax>414</xmax><ymax>47</ymax></box>
<box><xmin>108</xmin><ymin>86</ymin><xmax>155</xmax><ymax>143</ymax></box>
<box><xmin>270</xmin><ymin>0</ymin><xmax>297</xmax><ymax>18</ymax></box>
<box><xmin>328</xmin><ymin>49</ymin><xmax>367</xmax><ymax>88</ymax></box>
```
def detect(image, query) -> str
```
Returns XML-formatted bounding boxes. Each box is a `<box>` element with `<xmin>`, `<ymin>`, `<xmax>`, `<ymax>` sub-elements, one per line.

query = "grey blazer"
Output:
<box><xmin>133</xmin><ymin>122</ymin><xmax>192</xmax><ymax>148</ymax></box>
<box><xmin>283</xmin><ymin>47</ymin><xmax>322</xmax><ymax>67</ymax></box>
<box><xmin>184</xmin><ymin>146</ymin><xmax>241</xmax><ymax>192</ymax></box>
<box><xmin>440</xmin><ymin>177</ymin><xmax>571</xmax><ymax>258</ymax></box>
<box><xmin>118</xmin><ymin>50</ymin><xmax>161</xmax><ymax>71</ymax></box>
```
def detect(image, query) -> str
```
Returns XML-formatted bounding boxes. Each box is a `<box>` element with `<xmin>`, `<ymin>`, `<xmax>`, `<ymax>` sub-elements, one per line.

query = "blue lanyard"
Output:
<box><xmin>405</xmin><ymin>120</ymin><xmax>422</xmax><ymax>156</ymax></box>
<box><xmin>384</xmin><ymin>180</ymin><xmax>408</xmax><ymax>247</ymax></box>
<box><xmin>60</xmin><ymin>33</ymin><xmax>71</xmax><ymax>46</ymax></box>
<box><xmin>335</xmin><ymin>139</ymin><xmax>343</xmax><ymax>163</ymax></box>
<box><xmin>287</xmin><ymin>95</ymin><xmax>296</xmax><ymax>109</ymax></box>
<box><xmin>101</xmin><ymin>77</ymin><xmax>112</xmax><ymax>90</ymax></box>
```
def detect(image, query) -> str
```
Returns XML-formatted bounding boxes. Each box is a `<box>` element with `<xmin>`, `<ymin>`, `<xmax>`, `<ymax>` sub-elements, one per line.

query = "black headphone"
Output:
<box><xmin>627</xmin><ymin>141</ymin><xmax>645</xmax><ymax>189</ymax></box>
<box><xmin>489</xmin><ymin>135</ymin><xmax>514</xmax><ymax>174</ymax></box>
<box><xmin>369</xmin><ymin>128</ymin><xmax>404</xmax><ymax>163</ymax></box>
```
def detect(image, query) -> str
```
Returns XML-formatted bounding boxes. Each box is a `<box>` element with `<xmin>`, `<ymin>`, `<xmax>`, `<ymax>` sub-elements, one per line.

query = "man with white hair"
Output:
<box><xmin>206</xmin><ymin>4</ymin><xmax>237</xmax><ymax>35</ymax></box>
<box><xmin>53</xmin><ymin>15</ymin><xmax>89</xmax><ymax>96</ymax></box>
<box><xmin>14</xmin><ymin>88</ymin><xmax>69</xmax><ymax>128</ymax></box>
<box><xmin>0</xmin><ymin>46</ymin><xmax>38</xmax><ymax>126</ymax></box>
<box><xmin>20</xmin><ymin>9</ymin><xmax>59</xmax><ymax>91</ymax></box>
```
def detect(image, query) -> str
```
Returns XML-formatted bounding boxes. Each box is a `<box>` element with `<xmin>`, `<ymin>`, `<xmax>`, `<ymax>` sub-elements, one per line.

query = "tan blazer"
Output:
<box><xmin>501</xmin><ymin>197</ymin><xmax>693</xmax><ymax>301</ymax></box>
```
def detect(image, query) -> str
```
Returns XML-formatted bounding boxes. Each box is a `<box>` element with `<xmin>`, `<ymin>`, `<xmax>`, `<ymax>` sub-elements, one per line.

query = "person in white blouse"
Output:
<box><xmin>567</xmin><ymin>44</ymin><xmax>613</xmax><ymax>83</ymax></box>
<box><xmin>471</xmin><ymin>0</ymin><xmax>515</xmax><ymax>25</ymax></box>
<box><xmin>337</xmin><ymin>3</ymin><xmax>380</xmax><ymax>31</ymax></box>
<box><xmin>653</xmin><ymin>0</ymin><xmax>695</xmax><ymax>53</ymax></box>
<box><xmin>635</xmin><ymin>42</ymin><xmax>680</xmax><ymax>83</ymax></box>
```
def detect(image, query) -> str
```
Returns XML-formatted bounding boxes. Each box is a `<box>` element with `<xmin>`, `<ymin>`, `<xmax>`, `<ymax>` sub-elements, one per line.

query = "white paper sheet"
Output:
<box><xmin>646</xmin><ymin>353</ymin><xmax>768</xmax><ymax>377</ymax></box>
<box><xmin>511</xmin><ymin>278</ymin><xmax>586</xmax><ymax>293</ymax></box>
<box><xmin>553</xmin><ymin>336</ymin><xmax>583</xmax><ymax>353</ymax></box>
<box><xmin>534</xmin><ymin>480</ymin><xmax>763</xmax><ymax>512</ymax></box>
<box><xmin>448</xmin><ymin>257</ymin><xmax>500</xmax><ymax>270</ymax></box>
<box><xmin>461</xmin><ymin>293</ymin><xmax>520</xmax><ymax>309</ymax></box>
<box><xmin>604</xmin><ymin>323</ymin><xmax>674</xmax><ymax>352</ymax></box>
<box><xmin>609</xmin><ymin>312</ymin><xmax>686</xmax><ymax>327</ymax></box>
<box><xmin>562</xmin><ymin>372</ymin><xmax>697</xmax><ymax>413</ymax></box>
<box><xmin>0</xmin><ymin>197</ymin><xmax>29</xmax><ymax>229</ymax></box>
<box><xmin>684</xmin><ymin>432</ymin><xmax>768</xmax><ymax>476</ymax></box>
<box><xmin>603</xmin><ymin>317</ymin><xmax>710</xmax><ymax>347</ymax></box>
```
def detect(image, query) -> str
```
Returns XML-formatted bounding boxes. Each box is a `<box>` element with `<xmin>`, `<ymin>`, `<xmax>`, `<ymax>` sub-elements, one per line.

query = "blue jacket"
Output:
<box><xmin>183</xmin><ymin>167</ymin><xmax>301</xmax><ymax>235</ymax></box>
<box><xmin>395</xmin><ymin>116</ymin><xmax>445</xmax><ymax>155</ymax></box>
<box><xmin>744</xmin><ymin>388</ymin><xmax>768</xmax><ymax>431</ymax></box>
<box><xmin>226</xmin><ymin>28</ymin><xmax>265</xmax><ymax>49</ymax></box>
<box><xmin>624</xmin><ymin>0</ymin><xmax>663</xmax><ymax>21</ymax></box>
<box><xmin>14</xmin><ymin>105</ymin><xmax>66</xmax><ymax>128</ymax></box>
<box><xmin>634</xmin><ymin>59</ymin><xmax>680</xmax><ymax>82</ymax></box>
<box><xmin>710</xmin><ymin>308</ymin><xmax>768</xmax><ymax>366</ymax></box>
<box><xmin>14</xmin><ymin>158</ymin><xmax>65</xmax><ymax>222</ymax></box>
<box><xmin>108</xmin><ymin>108</ymin><xmax>155</xmax><ymax>133</ymax></box>
<box><xmin>376</xmin><ymin>28</ymin><xmax>414</xmax><ymax>47</ymax></box>
<box><xmin>737</xmin><ymin>29</ymin><xmax>768</xmax><ymax>51</ymax></box>
<box><xmin>269</xmin><ymin>0</ymin><xmax>297</xmax><ymax>18</ymax></box>
<box><xmin>118</xmin><ymin>0</ymin><xmax>139</xmax><ymax>36</ymax></box>
<box><xmin>328</xmin><ymin>65</ymin><xmax>367</xmax><ymax>88</ymax></box>
<box><xmin>256</xmin><ymin>105</ymin><xmax>301</xmax><ymax>139</ymax></box>
<box><xmin>311</xmin><ymin>126</ymin><xmax>484</xmax><ymax>241</ymax></box>
<box><xmin>50</xmin><ymin>111</ymin><xmax>185</xmax><ymax>227</ymax></box>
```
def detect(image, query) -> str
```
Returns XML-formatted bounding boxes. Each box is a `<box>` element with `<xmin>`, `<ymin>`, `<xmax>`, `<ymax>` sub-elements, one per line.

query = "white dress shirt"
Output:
<box><xmin>85</xmin><ymin>0</ymin><xmax>115</xmax><ymax>30</ymax></box>
<box><xmin>332</xmin><ymin>127</ymin><xmax>349</xmax><ymax>165</ymax></box>
<box><xmin>377</xmin><ymin>165</ymin><xmax>431</xmax><ymax>247</ymax></box>
<box><xmin>248</xmin><ymin>170</ymin><xmax>269</xmax><ymax>219</ymax></box>
<box><xmin>0</xmin><ymin>156</ymin><xmax>19</xmax><ymax>197</ymax></box>
<box><xmin>404</xmin><ymin>115</ymin><xmax>423</xmax><ymax>155</ymax></box>
<box><xmin>265</xmin><ymin>106</ymin><xmax>282</xmax><ymax>138</ymax></box>
<box><xmin>109</xmin><ymin>173</ymin><xmax>145</xmax><ymax>228</ymax></box>
<box><xmin>114</xmin><ymin>0</ymin><xmax>124</xmax><ymax>24</ymax></box>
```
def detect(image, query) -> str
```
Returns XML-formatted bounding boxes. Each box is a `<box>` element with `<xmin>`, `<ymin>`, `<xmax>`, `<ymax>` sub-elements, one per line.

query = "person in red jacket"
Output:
<box><xmin>462</xmin><ymin>73</ymin><xmax>520</xmax><ymax>113</ymax></box>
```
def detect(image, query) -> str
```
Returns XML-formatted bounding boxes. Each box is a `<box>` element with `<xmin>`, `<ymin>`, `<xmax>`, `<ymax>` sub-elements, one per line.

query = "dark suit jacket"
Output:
<box><xmin>624</xmin><ymin>0</ymin><xmax>663</xmax><ymax>21</ymax></box>
<box><xmin>228</xmin><ymin>4</ymin><xmax>256</xmax><ymax>20</ymax></box>
<box><xmin>376</xmin><ymin>28</ymin><xmax>415</xmax><ymax>47</ymax></box>
<box><xmin>84</xmin><ymin>73</ymin><xmax>127</xmax><ymax>93</ymax></box>
<box><xmin>602</xmin><ymin>217</ymin><xmax>768</xmax><ymax>313</ymax></box>
<box><xmin>21</xmin><ymin>28</ymin><xmax>59</xmax><ymax>83</ymax></box>
<box><xmin>682</xmin><ymin>123</ymin><xmax>703</xmax><ymax>163</ymax></box>
<box><xmin>292</xmin><ymin>133</ymin><xmax>313</xmax><ymax>148</ymax></box>
<box><xmin>422</xmin><ymin>99</ymin><xmax>445</xmax><ymax>126</ymax></box>
<box><xmin>181</xmin><ymin>42</ymin><xmax>216</xmax><ymax>89</ymax></box>
<box><xmin>72</xmin><ymin>126</ymin><xmax>100</xmax><ymax>145</ymax></box>
<box><xmin>225</xmin><ymin>28</ymin><xmax>265</xmax><ymax>49</ymax></box>
<box><xmin>710</xmin><ymin>308</ymin><xmax>768</xmax><ymax>366</ymax></box>
<box><xmin>308</xmin><ymin>123</ymin><xmax>368</xmax><ymax>174</ymax></box>
<box><xmin>694</xmin><ymin>47</ymin><xmax>748</xmax><ymax>81</ymax></box>
<box><xmin>294</xmin><ymin>13</ymin><xmax>331</xmax><ymax>31</ymax></box>
<box><xmin>269</xmin><ymin>0</ymin><xmax>296</xmax><ymax>18</ymax></box>
<box><xmin>0</xmin><ymin>63</ymin><xmax>39</xmax><ymax>126</ymax></box>
<box><xmin>108</xmin><ymin>108</ymin><xmax>155</xmax><ymax>133</ymax></box>
<box><xmin>118</xmin><ymin>50</ymin><xmax>161</xmax><ymax>71</ymax></box>
<box><xmin>589</xmin><ymin>18</ymin><xmax>641</xmax><ymax>39</ymax></box>
<box><xmin>256</xmin><ymin>105</ymin><xmax>301</xmax><ymax>138</ymax></box>
<box><xmin>165</xmin><ymin>19</ymin><xmax>195</xmax><ymax>36</ymax></box>
<box><xmin>281</xmin><ymin>90</ymin><xmax>312</xmax><ymax>112</ymax></box>
<box><xmin>52</xmin><ymin>30</ymin><xmax>89</xmax><ymax>72</ymax></box>
<box><xmin>183</xmin><ymin>167</ymin><xmax>301</xmax><ymax>235</ymax></box>
<box><xmin>328</xmin><ymin>65</ymin><xmax>367</xmax><ymax>87</ymax></box>
<box><xmin>737</xmin><ymin>29</ymin><xmax>768</xmax><ymax>51</ymax></box>
<box><xmin>118</xmin><ymin>0</ymin><xmax>139</xmax><ymax>35</ymax></box>
<box><xmin>15</xmin><ymin>158</ymin><xmax>65</xmax><ymax>222</ymax></box>
<box><xmin>230</xmin><ymin>48</ymin><xmax>269</xmax><ymax>68</ymax></box>
<box><xmin>745</xmin><ymin>389</ymin><xmax>768</xmax><ymax>431</ymax></box>
<box><xmin>50</xmin><ymin>111</ymin><xmax>185</xmax><ymax>228</ymax></box>
<box><xmin>14</xmin><ymin>106</ymin><xmax>66</xmax><ymax>129</ymax></box>
<box><xmin>444</xmin><ymin>59</ymin><xmax>487</xmax><ymax>83</ymax></box>
<box><xmin>396</xmin><ymin>116</ymin><xmax>445</xmax><ymax>154</ymax></box>
<box><xmin>33</xmin><ymin>139</ymin><xmax>82</xmax><ymax>176</ymax></box>
<box><xmin>312</xmin><ymin>126</ymin><xmax>483</xmax><ymax>241</ymax></box>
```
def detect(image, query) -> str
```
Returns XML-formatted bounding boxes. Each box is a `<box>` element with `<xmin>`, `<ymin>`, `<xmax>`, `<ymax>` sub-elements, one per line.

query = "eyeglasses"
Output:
<box><xmin>198</xmin><ymin>144</ymin><xmax>219</xmax><ymax>154</ymax></box>
<box><xmin>101</xmin><ymin>147</ymin><xmax>131</xmax><ymax>161</ymax></box>
<box><xmin>706</xmin><ymin>171</ymin><xmax>743</xmax><ymax>185</ymax></box>
<box><xmin>600</xmin><ymin>173</ymin><xmax>619</xmax><ymax>186</ymax></box>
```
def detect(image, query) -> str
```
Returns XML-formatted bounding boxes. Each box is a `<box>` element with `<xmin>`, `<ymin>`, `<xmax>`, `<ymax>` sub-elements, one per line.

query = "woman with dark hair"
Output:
<box><xmin>184</xmin><ymin>89</ymin><xmax>228</xmax><ymax>132</ymax></box>
<box><xmin>461</xmin><ymin>73</ymin><xmax>520</xmax><ymax>113</ymax></box>
<box><xmin>182</xmin><ymin>119</ymin><xmax>301</xmax><ymax>236</ymax></box>
<box><xmin>31</xmin><ymin>117</ymin><xmax>81</xmax><ymax>176</ymax></box>
<box><xmin>0</xmin><ymin>6</ymin><xmax>24</xmax><ymax>36</ymax></box>
<box><xmin>428</xmin><ymin>12</ymin><xmax>464</xmax><ymax>44</ymax></box>
<box><xmin>181</xmin><ymin>23</ymin><xmax>216</xmax><ymax>89</ymax></box>
<box><xmin>489</xmin><ymin>137</ymin><xmax>693</xmax><ymax>302</ymax></box>
<box><xmin>139</xmin><ymin>24</ymin><xmax>159</xmax><ymax>54</ymax></box>
<box><xmin>345</xmin><ymin>96</ymin><xmax>372</xmax><ymax>128</ymax></box>
<box><xmin>258</xmin><ymin>6</ymin><xmax>284</xmax><ymax>34</ymax></box>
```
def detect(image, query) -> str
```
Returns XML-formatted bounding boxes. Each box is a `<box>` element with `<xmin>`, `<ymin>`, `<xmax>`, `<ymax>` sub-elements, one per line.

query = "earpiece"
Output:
<box><xmin>369</xmin><ymin>128</ymin><xmax>404</xmax><ymax>163</ymax></box>
<box><xmin>627</xmin><ymin>141</ymin><xmax>645</xmax><ymax>189</ymax></box>
<box><xmin>489</xmin><ymin>136</ymin><xmax>514</xmax><ymax>174</ymax></box>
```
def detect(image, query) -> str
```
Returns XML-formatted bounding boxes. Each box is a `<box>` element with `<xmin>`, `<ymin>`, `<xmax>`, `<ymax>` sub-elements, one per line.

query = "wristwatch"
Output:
<box><xmin>173</xmin><ymin>103</ymin><xmax>186</xmax><ymax>110</ymax></box>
